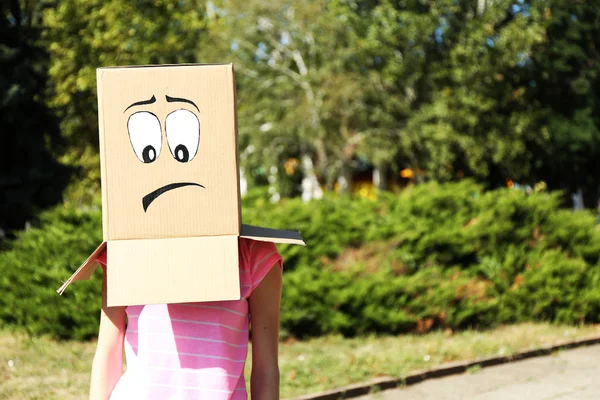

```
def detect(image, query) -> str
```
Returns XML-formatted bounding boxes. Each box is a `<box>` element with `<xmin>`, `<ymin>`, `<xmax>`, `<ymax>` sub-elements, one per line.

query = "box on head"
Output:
<box><xmin>57</xmin><ymin>64</ymin><xmax>305</xmax><ymax>307</ymax></box>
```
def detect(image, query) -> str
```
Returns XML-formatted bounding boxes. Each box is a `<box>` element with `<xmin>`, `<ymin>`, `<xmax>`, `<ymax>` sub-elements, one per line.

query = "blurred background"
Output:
<box><xmin>2</xmin><ymin>0</ymin><xmax>600</xmax><ymax>398</ymax></box>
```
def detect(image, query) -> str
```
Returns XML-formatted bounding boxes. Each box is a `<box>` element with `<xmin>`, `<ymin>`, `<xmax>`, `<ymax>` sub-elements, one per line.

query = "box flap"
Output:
<box><xmin>240</xmin><ymin>224</ymin><xmax>305</xmax><ymax>246</ymax></box>
<box><xmin>57</xmin><ymin>242</ymin><xmax>106</xmax><ymax>295</ymax></box>
<box><xmin>107</xmin><ymin>236</ymin><xmax>240</xmax><ymax>306</ymax></box>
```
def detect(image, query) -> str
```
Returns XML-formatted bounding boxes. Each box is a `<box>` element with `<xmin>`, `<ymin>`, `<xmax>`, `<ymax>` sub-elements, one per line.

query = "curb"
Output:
<box><xmin>288</xmin><ymin>335</ymin><xmax>600</xmax><ymax>400</ymax></box>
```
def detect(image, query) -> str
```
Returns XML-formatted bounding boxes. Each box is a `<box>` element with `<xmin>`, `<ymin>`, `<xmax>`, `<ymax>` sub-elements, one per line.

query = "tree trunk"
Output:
<box><xmin>373</xmin><ymin>165</ymin><xmax>387</xmax><ymax>191</ymax></box>
<box><xmin>301</xmin><ymin>155</ymin><xmax>323</xmax><ymax>202</ymax></box>
<box><xmin>572</xmin><ymin>188</ymin><xmax>585</xmax><ymax>210</ymax></box>
<box><xmin>239</xmin><ymin>167</ymin><xmax>247</xmax><ymax>196</ymax></box>
<box><xmin>337</xmin><ymin>166</ymin><xmax>353</xmax><ymax>194</ymax></box>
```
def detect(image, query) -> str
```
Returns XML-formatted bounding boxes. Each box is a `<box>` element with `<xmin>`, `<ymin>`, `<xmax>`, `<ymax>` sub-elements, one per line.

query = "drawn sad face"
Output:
<box><xmin>99</xmin><ymin>66</ymin><xmax>240</xmax><ymax>240</ymax></box>
<box><xmin>126</xmin><ymin>95</ymin><xmax>204</xmax><ymax>212</ymax></box>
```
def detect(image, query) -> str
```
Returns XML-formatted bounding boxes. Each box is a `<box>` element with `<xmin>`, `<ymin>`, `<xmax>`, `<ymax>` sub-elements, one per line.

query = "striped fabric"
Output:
<box><xmin>97</xmin><ymin>238</ymin><xmax>282</xmax><ymax>400</ymax></box>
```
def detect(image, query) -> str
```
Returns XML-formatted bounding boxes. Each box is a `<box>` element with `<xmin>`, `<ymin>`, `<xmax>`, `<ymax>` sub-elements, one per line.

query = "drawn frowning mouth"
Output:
<box><xmin>142</xmin><ymin>182</ymin><xmax>205</xmax><ymax>212</ymax></box>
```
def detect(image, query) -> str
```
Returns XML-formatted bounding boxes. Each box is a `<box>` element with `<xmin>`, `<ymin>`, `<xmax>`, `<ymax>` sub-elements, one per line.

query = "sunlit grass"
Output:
<box><xmin>2</xmin><ymin>323</ymin><xmax>599</xmax><ymax>399</ymax></box>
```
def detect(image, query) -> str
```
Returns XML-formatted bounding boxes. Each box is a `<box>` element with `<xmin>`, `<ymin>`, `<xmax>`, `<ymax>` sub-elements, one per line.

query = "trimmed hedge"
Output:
<box><xmin>245</xmin><ymin>181</ymin><xmax>600</xmax><ymax>336</ymax></box>
<box><xmin>0</xmin><ymin>204</ymin><xmax>103</xmax><ymax>339</ymax></box>
<box><xmin>2</xmin><ymin>181</ymin><xmax>600</xmax><ymax>339</ymax></box>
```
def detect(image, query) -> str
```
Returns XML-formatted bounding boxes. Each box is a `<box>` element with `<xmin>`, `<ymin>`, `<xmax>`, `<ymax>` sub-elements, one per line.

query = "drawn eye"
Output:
<box><xmin>127</xmin><ymin>112</ymin><xmax>162</xmax><ymax>163</ymax></box>
<box><xmin>165</xmin><ymin>109</ymin><xmax>200</xmax><ymax>163</ymax></box>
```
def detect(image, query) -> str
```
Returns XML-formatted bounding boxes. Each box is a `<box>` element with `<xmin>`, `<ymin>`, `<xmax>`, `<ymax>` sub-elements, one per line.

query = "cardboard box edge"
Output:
<box><xmin>230</xmin><ymin>64</ymin><xmax>242</xmax><ymax>234</ymax></box>
<box><xmin>97</xmin><ymin>63</ymin><xmax>234</xmax><ymax>70</ymax></box>
<box><xmin>97</xmin><ymin>68</ymin><xmax>109</xmax><ymax>241</ymax></box>
<box><xmin>56</xmin><ymin>241</ymin><xmax>106</xmax><ymax>295</ymax></box>
<box><xmin>240</xmin><ymin>224</ymin><xmax>306</xmax><ymax>246</ymax></box>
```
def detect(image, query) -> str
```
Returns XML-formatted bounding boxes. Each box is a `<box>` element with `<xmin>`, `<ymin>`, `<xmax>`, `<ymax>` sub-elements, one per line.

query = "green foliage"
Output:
<box><xmin>244</xmin><ymin>181</ymin><xmax>600</xmax><ymax>337</ymax></box>
<box><xmin>280</xmin><ymin>264</ymin><xmax>499</xmax><ymax>338</ymax></box>
<box><xmin>42</xmin><ymin>0</ymin><xmax>208</xmax><ymax>149</ymax></box>
<box><xmin>0</xmin><ymin>202</ymin><xmax>103</xmax><ymax>339</ymax></box>
<box><xmin>501</xmin><ymin>250</ymin><xmax>600</xmax><ymax>324</ymax></box>
<box><xmin>3</xmin><ymin>182</ymin><xmax>600</xmax><ymax>339</ymax></box>
<box><xmin>0</xmin><ymin>0</ymin><xmax>71</xmax><ymax>235</ymax></box>
<box><xmin>209</xmin><ymin>0</ymin><xmax>373</xmax><ymax>189</ymax></box>
<box><xmin>30</xmin><ymin>0</ymin><xmax>600</xmax><ymax>203</ymax></box>
<box><xmin>6</xmin><ymin>0</ymin><xmax>600</xmax><ymax>340</ymax></box>
<box><xmin>526</xmin><ymin>1</ymin><xmax>600</xmax><ymax>204</ymax></box>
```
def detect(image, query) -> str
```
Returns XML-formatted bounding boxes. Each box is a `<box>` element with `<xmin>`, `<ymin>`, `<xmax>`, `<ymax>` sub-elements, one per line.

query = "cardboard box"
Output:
<box><xmin>57</xmin><ymin>64</ymin><xmax>304</xmax><ymax>306</ymax></box>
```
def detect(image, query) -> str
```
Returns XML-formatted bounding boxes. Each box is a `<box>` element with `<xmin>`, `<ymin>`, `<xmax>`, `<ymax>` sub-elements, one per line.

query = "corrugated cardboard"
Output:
<box><xmin>57</xmin><ymin>241</ymin><xmax>107</xmax><ymax>295</ymax></box>
<box><xmin>98</xmin><ymin>64</ymin><xmax>240</xmax><ymax>240</ymax></box>
<box><xmin>108</xmin><ymin>236</ymin><xmax>240</xmax><ymax>305</ymax></box>
<box><xmin>240</xmin><ymin>224</ymin><xmax>305</xmax><ymax>245</ymax></box>
<box><xmin>58</xmin><ymin>64</ymin><xmax>305</xmax><ymax>307</ymax></box>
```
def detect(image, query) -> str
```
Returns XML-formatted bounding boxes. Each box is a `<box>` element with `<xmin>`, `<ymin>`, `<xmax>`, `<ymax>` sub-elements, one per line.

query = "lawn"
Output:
<box><xmin>2</xmin><ymin>323</ymin><xmax>600</xmax><ymax>399</ymax></box>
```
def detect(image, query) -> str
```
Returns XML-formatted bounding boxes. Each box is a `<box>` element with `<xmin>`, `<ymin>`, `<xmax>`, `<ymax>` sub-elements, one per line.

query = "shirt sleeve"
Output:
<box><xmin>247</xmin><ymin>240</ymin><xmax>283</xmax><ymax>292</ymax></box>
<box><xmin>96</xmin><ymin>248</ymin><xmax>107</xmax><ymax>269</ymax></box>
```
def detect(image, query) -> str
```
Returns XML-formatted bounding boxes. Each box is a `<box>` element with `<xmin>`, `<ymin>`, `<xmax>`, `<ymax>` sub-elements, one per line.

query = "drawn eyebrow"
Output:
<box><xmin>166</xmin><ymin>95</ymin><xmax>200</xmax><ymax>112</ymax></box>
<box><xmin>124</xmin><ymin>95</ymin><xmax>156</xmax><ymax>113</ymax></box>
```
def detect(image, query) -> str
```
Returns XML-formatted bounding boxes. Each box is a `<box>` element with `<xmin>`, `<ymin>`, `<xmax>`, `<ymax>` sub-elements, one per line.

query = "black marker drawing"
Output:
<box><xmin>143</xmin><ymin>182</ymin><xmax>205</xmax><ymax>212</ymax></box>
<box><xmin>124</xmin><ymin>95</ymin><xmax>157</xmax><ymax>113</ymax></box>
<box><xmin>165</xmin><ymin>109</ymin><xmax>200</xmax><ymax>163</ymax></box>
<box><xmin>127</xmin><ymin>111</ymin><xmax>162</xmax><ymax>163</ymax></box>
<box><xmin>166</xmin><ymin>95</ymin><xmax>200</xmax><ymax>112</ymax></box>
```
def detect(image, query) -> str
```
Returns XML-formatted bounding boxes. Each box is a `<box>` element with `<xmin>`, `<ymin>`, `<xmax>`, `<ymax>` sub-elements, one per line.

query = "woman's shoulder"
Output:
<box><xmin>239</xmin><ymin>238</ymin><xmax>280</xmax><ymax>266</ymax></box>
<box><xmin>239</xmin><ymin>238</ymin><xmax>282</xmax><ymax>294</ymax></box>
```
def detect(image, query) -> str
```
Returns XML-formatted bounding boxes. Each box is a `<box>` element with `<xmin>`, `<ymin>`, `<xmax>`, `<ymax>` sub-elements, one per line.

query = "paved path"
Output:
<box><xmin>358</xmin><ymin>344</ymin><xmax>600</xmax><ymax>400</ymax></box>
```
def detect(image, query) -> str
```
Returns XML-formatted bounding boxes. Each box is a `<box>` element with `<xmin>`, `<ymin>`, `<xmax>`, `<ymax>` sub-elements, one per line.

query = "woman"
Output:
<box><xmin>89</xmin><ymin>238</ymin><xmax>283</xmax><ymax>399</ymax></box>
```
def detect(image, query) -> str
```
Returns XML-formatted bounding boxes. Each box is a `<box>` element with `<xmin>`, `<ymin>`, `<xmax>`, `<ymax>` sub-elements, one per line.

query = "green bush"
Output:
<box><xmin>2</xmin><ymin>181</ymin><xmax>600</xmax><ymax>339</ymax></box>
<box><xmin>245</xmin><ymin>181</ymin><xmax>600</xmax><ymax>337</ymax></box>
<box><xmin>279</xmin><ymin>264</ymin><xmax>499</xmax><ymax>337</ymax></box>
<box><xmin>0</xmin><ymin>203</ymin><xmax>103</xmax><ymax>339</ymax></box>
<box><xmin>501</xmin><ymin>250</ymin><xmax>600</xmax><ymax>324</ymax></box>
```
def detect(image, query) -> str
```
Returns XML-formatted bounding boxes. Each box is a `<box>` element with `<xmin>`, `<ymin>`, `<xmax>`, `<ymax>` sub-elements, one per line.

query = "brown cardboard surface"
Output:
<box><xmin>240</xmin><ymin>224</ymin><xmax>306</xmax><ymax>246</ymax></box>
<box><xmin>96</xmin><ymin>72</ymin><xmax>109</xmax><ymax>237</ymax></box>
<box><xmin>106</xmin><ymin>236</ymin><xmax>241</xmax><ymax>307</ymax></box>
<box><xmin>58</xmin><ymin>63</ymin><xmax>305</xmax><ymax>306</ymax></box>
<box><xmin>57</xmin><ymin>242</ymin><xmax>106</xmax><ymax>295</ymax></box>
<box><xmin>97</xmin><ymin>64</ymin><xmax>239</xmax><ymax>241</ymax></box>
<box><xmin>231</xmin><ymin>65</ymin><xmax>242</xmax><ymax>231</ymax></box>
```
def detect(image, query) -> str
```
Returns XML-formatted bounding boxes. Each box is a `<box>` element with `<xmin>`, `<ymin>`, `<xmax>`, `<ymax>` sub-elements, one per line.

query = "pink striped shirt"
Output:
<box><xmin>97</xmin><ymin>238</ymin><xmax>282</xmax><ymax>400</ymax></box>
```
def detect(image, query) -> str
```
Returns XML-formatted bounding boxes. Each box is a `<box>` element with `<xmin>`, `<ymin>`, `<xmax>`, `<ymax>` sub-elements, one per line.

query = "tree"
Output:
<box><xmin>0</xmin><ymin>0</ymin><xmax>70</xmax><ymax>237</ymax></box>
<box><xmin>524</xmin><ymin>0</ymin><xmax>600</xmax><ymax>207</ymax></box>
<box><xmin>38</xmin><ymin>0</ymin><xmax>212</xmax><ymax>202</ymax></box>
<box><xmin>34</xmin><ymin>0</ymin><xmax>600</xmax><ymax>208</ymax></box>
<box><xmin>42</xmin><ymin>0</ymin><xmax>209</xmax><ymax>151</ymax></box>
<box><xmin>384</xmin><ymin>0</ymin><xmax>547</xmax><ymax>182</ymax></box>
<box><xmin>358</xmin><ymin>0</ymin><xmax>453</xmax><ymax>183</ymax></box>
<box><xmin>369</xmin><ymin>0</ymin><xmax>600</xmax><ymax>208</ymax></box>
<box><xmin>207</xmin><ymin>0</ymin><xmax>374</xmax><ymax>193</ymax></box>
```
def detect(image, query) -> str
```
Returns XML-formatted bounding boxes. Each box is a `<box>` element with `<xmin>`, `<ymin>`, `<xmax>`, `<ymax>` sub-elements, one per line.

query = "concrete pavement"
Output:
<box><xmin>358</xmin><ymin>344</ymin><xmax>600</xmax><ymax>400</ymax></box>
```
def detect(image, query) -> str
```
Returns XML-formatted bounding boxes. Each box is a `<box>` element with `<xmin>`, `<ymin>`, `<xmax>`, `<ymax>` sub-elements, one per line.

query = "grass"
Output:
<box><xmin>0</xmin><ymin>330</ymin><xmax>94</xmax><ymax>400</ymax></box>
<box><xmin>2</xmin><ymin>323</ymin><xmax>600</xmax><ymax>399</ymax></box>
